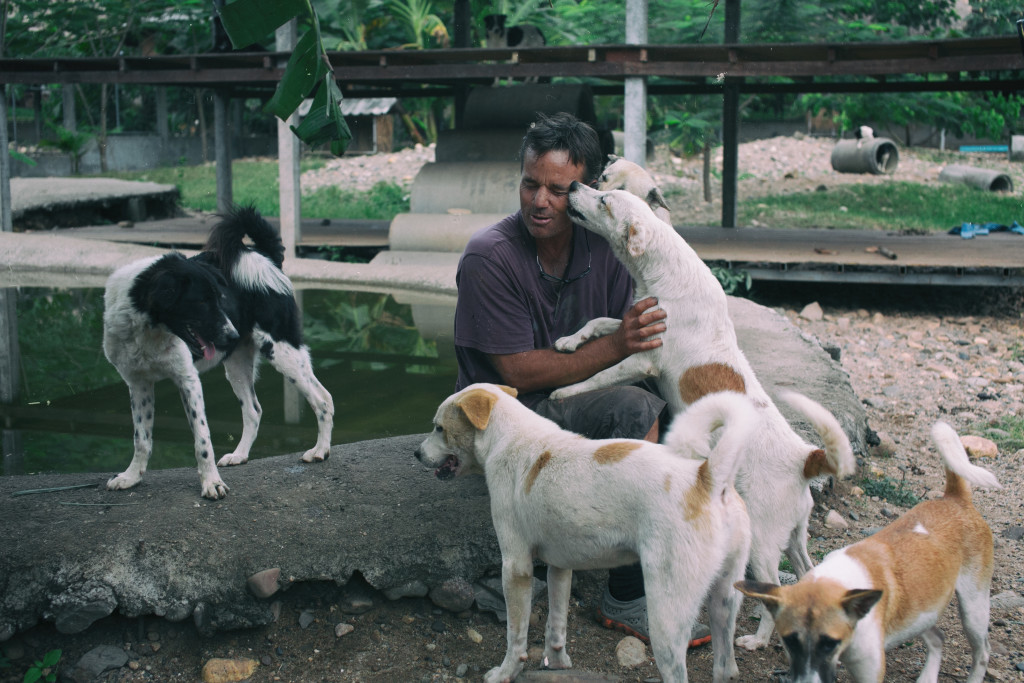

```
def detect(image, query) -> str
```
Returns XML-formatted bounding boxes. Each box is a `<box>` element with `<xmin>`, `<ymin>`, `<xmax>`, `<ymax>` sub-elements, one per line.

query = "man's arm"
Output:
<box><xmin>489</xmin><ymin>297</ymin><xmax>666</xmax><ymax>394</ymax></box>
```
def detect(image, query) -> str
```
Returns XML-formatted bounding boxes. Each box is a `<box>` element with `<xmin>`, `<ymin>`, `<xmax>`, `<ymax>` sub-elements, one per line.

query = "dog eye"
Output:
<box><xmin>434</xmin><ymin>425</ymin><xmax>444</xmax><ymax>433</ymax></box>
<box><xmin>817</xmin><ymin>636</ymin><xmax>840</xmax><ymax>654</ymax></box>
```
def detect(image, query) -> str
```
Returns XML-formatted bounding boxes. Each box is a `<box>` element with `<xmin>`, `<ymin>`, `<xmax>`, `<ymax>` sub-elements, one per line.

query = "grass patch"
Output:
<box><xmin>972</xmin><ymin>415</ymin><xmax>1024</xmax><ymax>454</ymax></box>
<box><xmin>739</xmin><ymin>182</ymin><xmax>1022</xmax><ymax>232</ymax></box>
<box><xmin>98</xmin><ymin>159</ymin><xmax>409</xmax><ymax>220</ymax></box>
<box><xmin>860</xmin><ymin>473</ymin><xmax>920</xmax><ymax>508</ymax></box>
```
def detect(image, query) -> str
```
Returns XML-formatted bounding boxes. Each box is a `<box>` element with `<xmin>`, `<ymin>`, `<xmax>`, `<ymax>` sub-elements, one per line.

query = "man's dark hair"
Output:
<box><xmin>519</xmin><ymin>112</ymin><xmax>604</xmax><ymax>185</ymax></box>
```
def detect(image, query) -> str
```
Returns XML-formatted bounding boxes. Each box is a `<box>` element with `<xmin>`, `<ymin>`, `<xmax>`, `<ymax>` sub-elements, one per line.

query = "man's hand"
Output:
<box><xmin>613</xmin><ymin>297</ymin><xmax>666</xmax><ymax>356</ymax></box>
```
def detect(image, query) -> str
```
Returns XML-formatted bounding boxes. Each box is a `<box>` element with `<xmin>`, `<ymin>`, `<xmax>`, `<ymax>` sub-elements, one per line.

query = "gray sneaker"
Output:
<box><xmin>597</xmin><ymin>588</ymin><xmax>711</xmax><ymax>647</ymax></box>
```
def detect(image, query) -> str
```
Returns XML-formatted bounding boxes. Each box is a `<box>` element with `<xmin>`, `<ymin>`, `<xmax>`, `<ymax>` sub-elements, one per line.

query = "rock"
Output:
<box><xmin>429</xmin><ymin>577</ymin><xmax>477</xmax><ymax>613</ymax></box>
<box><xmin>824</xmin><ymin>510</ymin><xmax>849</xmax><ymax>529</ymax></box>
<box><xmin>335</xmin><ymin>622</ymin><xmax>354</xmax><ymax>638</ymax></box>
<box><xmin>467</xmin><ymin>627</ymin><xmax>483</xmax><ymax>643</ymax></box>
<box><xmin>340</xmin><ymin>583</ymin><xmax>375</xmax><ymax>614</ymax></box>
<box><xmin>991</xmin><ymin>591</ymin><xmax>1024</xmax><ymax>610</ymax></box>
<box><xmin>1003</xmin><ymin>526</ymin><xmax>1024</xmax><ymax>541</ymax></box>
<box><xmin>201</xmin><ymin>658</ymin><xmax>259</xmax><ymax>683</ymax></box>
<box><xmin>961</xmin><ymin>435</ymin><xmax>998</xmax><ymax>459</ymax></box>
<box><xmin>383</xmin><ymin>581</ymin><xmax>429</xmax><ymax>601</ymax></box>
<box><xmin>69</xmin><ymin>645</ymin><xmax>128</xmax><ymax>683</ymax></box>
<box><xmin>615</xmin><ymin>636</ymin><xmax>648</xmax><ymax>668</ymax></box>
<box><xmin>246</xmin><ymin>568</ymin><xmax>281</xmax><ymax>599</ymax></box>
<box><xmin>799</xmin><ymin>301</ymin><xmax>824</xmax><ymax>321</ymax></box>
<box><xmin>298</xmin><ymin>609</ymin><xmax>315</xmax><ymax>629</ymax></box>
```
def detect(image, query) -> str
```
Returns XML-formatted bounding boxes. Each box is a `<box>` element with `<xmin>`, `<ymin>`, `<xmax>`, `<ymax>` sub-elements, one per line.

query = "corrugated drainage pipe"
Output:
<box><xmin>939</xmin><ymin>164</ymin><xmax>1014</xmax><ymax>192</ymax></box>
<box><xmin>830</xmin><ymin>138</ymin><xmax>900</xmax><ymax>175</ymax></box>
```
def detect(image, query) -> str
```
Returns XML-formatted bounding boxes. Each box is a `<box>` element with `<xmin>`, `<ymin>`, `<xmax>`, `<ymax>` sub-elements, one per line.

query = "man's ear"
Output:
<box><xmin>455</xmin><ymin>388</ymin><xmax>500</xmax><ymax>431</ymax></box>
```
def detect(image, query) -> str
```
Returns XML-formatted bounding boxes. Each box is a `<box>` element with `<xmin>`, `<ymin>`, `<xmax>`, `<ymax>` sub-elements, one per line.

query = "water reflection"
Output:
<box><xmin>0</xmin><ymin>286</ymin><xmax>458</xmax><ymax>476</ymax></box>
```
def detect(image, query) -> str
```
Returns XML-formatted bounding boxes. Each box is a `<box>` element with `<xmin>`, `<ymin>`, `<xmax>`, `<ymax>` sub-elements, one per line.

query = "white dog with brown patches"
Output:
<box><xmin>736</xmin><ymin>421</ymin><xmax>999</xmax><ymax>683</ymax></box>
<box><xmin>553</xmin><ymin>182</ymin><xmax>856</xmax><ymax>650</ymax></box>
<box><xmin>597</xmin><ymin>154</ymin><xmax>672</xmax><ymax>224</ymax></box>
<box><xmin>416</xmin><ymin>383</ymin><xmax>754</xmax><ymax>683</ymax></box>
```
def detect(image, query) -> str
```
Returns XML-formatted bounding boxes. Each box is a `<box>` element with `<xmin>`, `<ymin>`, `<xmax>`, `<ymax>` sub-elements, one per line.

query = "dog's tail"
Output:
<box><xmin>663</xmin><ymin>391</ymin><xmax>756</xmax><ymax>494</ymax></box>
<box><xmin>931</xmin><ymin>421</ymin><xmax>1001</xmax><ymax>501</ymax></box>
<box><xmin>779</xmin><ymin>391</ymin><xmax>856</xmax><ymax>480</ymax></box>
<box><xmin>205</xmin><ymin>205</ymin><xmax>286</xmax><ymax>271</ymax></box>
<box><xmin>206</xmin><ymin>206</ymin><xmax>293</xmax><ymax>295</ymax></box>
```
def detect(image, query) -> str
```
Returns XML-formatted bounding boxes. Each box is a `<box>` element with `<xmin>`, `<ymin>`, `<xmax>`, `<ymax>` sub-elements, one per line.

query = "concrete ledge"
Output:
<box><xmin>11</xmin><ymin>178</ymin><xmax>180</xmax><ymax>230</ymax></box>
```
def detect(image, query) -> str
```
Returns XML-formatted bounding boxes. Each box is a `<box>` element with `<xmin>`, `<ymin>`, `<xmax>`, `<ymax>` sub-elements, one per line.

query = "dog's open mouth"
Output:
<box><xmin>186</xmin><ymin>326</ymin><xmax>216</xmax><ymax>361</ymax></box>
<box><xmin>435</xmin><ymin>454</ymin><xmax>460</xmax><ymax>480</ymax></box>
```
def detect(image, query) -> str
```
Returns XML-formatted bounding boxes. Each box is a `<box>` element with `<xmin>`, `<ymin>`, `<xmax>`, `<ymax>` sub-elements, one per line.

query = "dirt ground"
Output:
<box><xmin>3</xmin><ymin>139</ymin><xmax>1024</xmax><ymax>683</ymax></box>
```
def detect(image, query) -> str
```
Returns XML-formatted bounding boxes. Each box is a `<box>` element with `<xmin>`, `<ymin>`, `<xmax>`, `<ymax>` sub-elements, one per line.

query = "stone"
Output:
<box><xmin>52</xmin><ymin>583</ymin><xmax>118</xmax><ymax>634</ymax></box>
<box><xmin>429</xmin><ymin>577</ymin><xmax>477</xmax><ymax>613</ymax></box>
<box><xmin>383</xmin><ymin>581</ymin><xmax>429</xmax><ymax>601</ymax></box>
<box><xmin>70</xmin><ymin>645</ymin><xmax>128</xmax><ymax>683</ymax></box>
<box><xmin>615</xmin><ymin>636</ymin><xmax>648</xmax><ymax>668</ymax></box>
<box><xmin>298</xmin><ymin>609</ymin><xmax>315</xmax><ymax>629</ymax></box>
<box><xmin>334</xmin><ymin>622</ymin><xmax>354</xmax><ymax>638</ymax></box>
<box><xmin>246</xmin><ymin>568</ymin><xmax>281</xmax><ymax>599</ymax></box>
<box><xmin>201</xmin><ymin>658</ymin><xmax>259</xmax><ymax>683</ymax></box>
<box><xmin>799</xmin><ymin>301</ymin><xmax>824</xmax><ymax>321</ymax></box>
<box><xmin>991</xmin><ymin>591</ymin><xmax>1024</xmax><ymax>610</ymax></box>
<box><xmin>467</xmin><ymin>627</ymin><xmax>483</xmax><ymax>644</ymax></box>
<box><xmin>961</xmin><ymin>435</ymin><xmax>998</xmax><ymax>459</ymax></box>
<box><xmin>824</xmin><ymin>510</ymin><xmax>849</xmax><ymax>529</ymax></box>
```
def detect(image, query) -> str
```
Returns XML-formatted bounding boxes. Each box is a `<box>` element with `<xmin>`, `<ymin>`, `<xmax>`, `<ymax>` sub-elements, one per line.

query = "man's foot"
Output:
<box><xmin>596</xmin><ymin>588</ymin><xmax>712</xmax><ymax>648</ymax></box>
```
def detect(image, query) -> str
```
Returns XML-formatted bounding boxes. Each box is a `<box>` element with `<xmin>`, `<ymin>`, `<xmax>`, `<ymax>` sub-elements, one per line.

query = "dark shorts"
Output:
<box><xmin>532</xmin><ymin>382</ymin><xmax>668</xmax><ymax>441</ymax></box>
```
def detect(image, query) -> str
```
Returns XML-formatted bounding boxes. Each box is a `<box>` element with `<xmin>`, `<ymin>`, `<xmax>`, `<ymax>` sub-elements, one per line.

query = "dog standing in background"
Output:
<box><xmin>484</xmin><ymin>13</ymin><xmax>546</xmax><ymax>48</ymax></box>
<box><xmin>597</xmin><ymin>154</ymin><xmax>672</xmax><ymax>225</ymax></box>
<box><xmin>102</xmin><ymin>206</ymin><xmax>334</xmax><ymax>499</ymax></box>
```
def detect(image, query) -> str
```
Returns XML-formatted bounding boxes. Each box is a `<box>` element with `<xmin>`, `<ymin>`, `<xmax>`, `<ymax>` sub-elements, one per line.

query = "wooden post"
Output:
<box><xmin>721</xmin><ymin>0</ymin><xmax>741</xmax><ymax>228</ymax></box>
<box><xmin>214</xmin><ymin>90</ymin><xmax>233</xmax><ymax>213</ymax></box>
<box><xmin>276</xmin><ymin>21</ymin><xmax>301</xmax><ymax>261</ymax></box>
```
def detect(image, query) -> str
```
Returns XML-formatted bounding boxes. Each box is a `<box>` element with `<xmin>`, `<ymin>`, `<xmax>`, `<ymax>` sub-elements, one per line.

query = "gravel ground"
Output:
<box><xmin>3</xmin><ymin>138</ymin><xmax>1024</xmax><ymax>683</ymax></box>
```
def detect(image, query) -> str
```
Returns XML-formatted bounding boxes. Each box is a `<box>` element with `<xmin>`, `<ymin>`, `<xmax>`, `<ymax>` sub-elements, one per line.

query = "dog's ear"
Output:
<box><xmin>456</xmin><ymin>388</ymin><xmax>500</xmax><ymax>431</ymax></box>
<box><xmin>734</xmin><ymin>581</ymin><xmax>785</xmax><ymax>616</ymax></box>
<box><xmin>606</xmin><ymin>153</ymin><xmax>620</xmax><ymax>163</ymax></box>
<box><xmin>147</xmin><ymin>270</ymin><xmax>186</xmax><ymax>314</ymax></box>
<box><xmin>648</xmin><ymin>187</ymin><xmax>670</xmax><ymax>215</ymax></box>
<box><xmin>840</xmin><ymin>589</ymin><xmax>882</xmax><ymax>622</ymax></box>
<box><xmin>497</xmin><ymin>385</ymin><xmax>518</xmax><ymax>397</ymax></box>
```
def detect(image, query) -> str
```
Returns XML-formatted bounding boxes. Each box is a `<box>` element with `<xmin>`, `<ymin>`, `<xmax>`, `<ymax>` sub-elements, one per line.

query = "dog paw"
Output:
<box><xmin>554</xmin><ymin>335</ymin><xmax>584</xmax><ymax>353</ymax></box>
<box><xmin>483</xmin><ymin>668</ymin><xmax>516</xmax><ymax>683</ymax></box>
<box><xmin>542</xmin><ymin>650</ymin><xmax>572</xmax><ymax>670</ymax></box>
<box><xmin>201</xmin><ymin>478</ymin><xmax>229</xmax><ymax>499</ymax></box>
<box><xmin>106</xmin><ymin>473</ymin><xmax>141</xmax><ymax>491</ymax></box>
<box><xmin>300</xmin><ymin>446</ymin><xmax>330</xmax><ymax>463</ymax></box>
<box><xmin>217</xmin><ymin>452</ymin><xmax>249</xmax><ymax>467</ymax></box>
<box><xmin>736</xmin><ymin>634</ymin><xmax>767</xmax><ymax>651</ymax></box>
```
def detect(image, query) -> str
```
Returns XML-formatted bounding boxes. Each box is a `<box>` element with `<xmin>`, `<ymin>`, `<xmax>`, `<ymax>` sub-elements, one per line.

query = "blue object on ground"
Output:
<box><xmin>958</xmin><ymin>145</ymin><xmax>1009</xmax><ymax>153</ymax></box>
<box><xmin>949</xmin><ymin>221</ymin><xmax>1024</xmax><ymax>239</ymax></box>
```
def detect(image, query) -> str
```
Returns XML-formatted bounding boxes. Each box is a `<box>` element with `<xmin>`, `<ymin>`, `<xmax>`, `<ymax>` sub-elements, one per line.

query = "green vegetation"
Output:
<box><xmin>23</xmin><ymin>649</ymin><xmax>61</xmax><ymax>683</ymax></box>
<box><xmin>972</xmin><ymin>415</ymin><xmax>1024</xmax><ymax>454</ymax></box>
<box><xmin>860</xmin><ymin>473</ymin><xmax>921</xmax><ymax>507</ymax></box>
<box><xmin>100</xmin><ymin>161</ymin><xmax>409</xmax><ymax>219</ymax></box>
<box><xmin>737</xmin><ymin>182</ymin><xmax>1022</xmax><ymax>232</ymax></box>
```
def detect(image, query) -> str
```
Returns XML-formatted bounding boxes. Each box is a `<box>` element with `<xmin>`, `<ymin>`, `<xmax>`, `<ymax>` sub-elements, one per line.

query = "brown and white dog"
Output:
<box><xmin>736</xmin><ymin>420</ymin><xmax>1000</xmax><ymax>683</ymax></box>
<box><xmin>554</xmin><ymin>183</ymin><xmax>856</xmax><ymax>650</ymax></box>
<box><xmin>416</xmin><ymin>383</ymin><xmax>754</xmax><ymax>683</ymax></box>
<box><xmin>597</xmin><ymin>154</ymin><xmax>672</xmax><ymax>225</ymax></box>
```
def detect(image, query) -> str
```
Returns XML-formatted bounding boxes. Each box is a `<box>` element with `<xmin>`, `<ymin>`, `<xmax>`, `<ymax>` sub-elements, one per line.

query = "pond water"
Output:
<box><xmin>0</xmin><ymin>286</ymin><xmax>458</xmax><ymax>476</ymax></box>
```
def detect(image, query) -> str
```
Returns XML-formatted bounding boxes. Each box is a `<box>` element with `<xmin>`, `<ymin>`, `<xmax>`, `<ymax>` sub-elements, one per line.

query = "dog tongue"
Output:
<box><xmin>196</xmin><ymin>333</ymin><xmax>216</xmax><ymax>361</ymax></box>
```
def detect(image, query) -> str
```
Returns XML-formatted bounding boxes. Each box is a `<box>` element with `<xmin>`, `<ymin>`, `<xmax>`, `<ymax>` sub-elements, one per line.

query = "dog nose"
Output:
<box><xmin>569</xmin><ymin>180</ymin><xmax>580</xmax><ymax>191</ymax></box>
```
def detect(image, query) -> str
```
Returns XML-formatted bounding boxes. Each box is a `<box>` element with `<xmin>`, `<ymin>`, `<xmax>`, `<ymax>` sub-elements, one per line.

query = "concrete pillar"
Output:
<box><xmin>275</xmin><ymin>21</ymin><xmax>301</xmax><ymax>260</ymax></box>
<box><xmin>214</xmin><ymin>91</ymin><xmax>233</xmax><ymax>213</ymax></box>
<box><xmin>1</xmin><ymin>86</ymin><xmax>11</xmax><ymax>234</ymax></box>
<box><xmin>62</xmin><ymin>85</ymin><xmax>77</xmax><ymax>133</ymax></box>
<box><xmin>623</xmin><ymin>0</ymin><xmax>648</xmax><ymax>166</ymax></box>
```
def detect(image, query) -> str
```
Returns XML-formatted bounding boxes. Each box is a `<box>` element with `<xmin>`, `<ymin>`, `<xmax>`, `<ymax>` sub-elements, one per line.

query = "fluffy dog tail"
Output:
<box><xmin>931</xmin><ymin>421</ymin><xmax>1001</xmax><ymax>500</ymax></box>
<box><xmin>663</xmin><ymin>391</ymin><xmax>757</xmax><ymax>495</ymax></box>
<box><xmin>779</xmin><ymin>391</ymin><xmax>856</xmax><ymax>479</ymax></box>
<box><xmin>205</xmin><ymin>206</ymin><xmax>292</xmax><ymax>295</ymax></box>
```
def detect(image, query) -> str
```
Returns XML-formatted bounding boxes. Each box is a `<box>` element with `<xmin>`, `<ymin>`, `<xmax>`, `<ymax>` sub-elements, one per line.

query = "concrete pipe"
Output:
<box><xmin>388</xmin><ymin>212</ymin><xmax>506</xmax><ymax>253</ymax></box>
<box><xmin>409</xmin><ymin>161</ymin><xmax>521</xmax><ymax>214</ymax></box>
<box><xmin>939</xmin><ymin>164</ymin><xmax>1014</xmax><ymax>192</ymax></box>
<box><xmin>461</xmin><ymin>83</ymin><xmax>598</xmax><ymax>129</ymax></box>
<box><xmin>830</xmin><ymin>138</ymin><xmax>899</xmax><ymax>175</ymax></box>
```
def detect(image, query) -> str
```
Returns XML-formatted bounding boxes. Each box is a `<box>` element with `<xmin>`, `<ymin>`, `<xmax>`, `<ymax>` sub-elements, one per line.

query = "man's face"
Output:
<box><xmin>519</xmin><ymin>147</ymin><xmax>587</xmax><ymax>242</ymax></box>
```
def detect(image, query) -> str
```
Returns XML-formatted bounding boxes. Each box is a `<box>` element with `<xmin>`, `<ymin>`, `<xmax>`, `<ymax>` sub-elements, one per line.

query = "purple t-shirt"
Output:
<box><xmin>454</xmin><ymin>211</ymin><xmax>634</xmax><ymax>408</ymax></box>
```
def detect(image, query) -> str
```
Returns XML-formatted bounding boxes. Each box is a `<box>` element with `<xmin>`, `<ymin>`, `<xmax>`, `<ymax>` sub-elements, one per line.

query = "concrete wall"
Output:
<box><xmin>10</xmin><ymin>133</ymin><xmax>276</xmax><ymax>177</ymax></box>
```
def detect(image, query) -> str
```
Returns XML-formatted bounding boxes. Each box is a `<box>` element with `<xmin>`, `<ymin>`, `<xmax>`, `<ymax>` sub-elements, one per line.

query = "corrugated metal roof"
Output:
<box><xmin>340</xmin><ymin>97</ymin><xmax>398</xmax><ymax>116</ymax></box>
<box><xmin>298</xmin><ymin>97</ymin><xmax>397</xmax><ymax>118</ymax></box>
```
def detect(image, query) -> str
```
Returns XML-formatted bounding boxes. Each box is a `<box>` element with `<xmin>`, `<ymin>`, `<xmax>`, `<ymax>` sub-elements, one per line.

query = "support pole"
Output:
<box><xmin>623</xmin><ymin>0</ymin><xmax>648</xmax><ymax>166</ymax></box>
<box><xmin>214</xmin><ymin>90</ymin><xmax>233</xmax><ymax>214</ymax></box>
<box><xmin>275</xmin><ymin>21</ymin><xmax>301</xmax><ymax>261</ymax></box>
<box><xmin>720</xmin><ymin>0</ymin><xmax>741</xmax><ymax>228</ymax></box>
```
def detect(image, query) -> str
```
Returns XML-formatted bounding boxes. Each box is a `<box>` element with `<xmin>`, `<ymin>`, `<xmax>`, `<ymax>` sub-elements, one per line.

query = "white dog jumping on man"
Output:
<box><xmin>416</xmin><ymin>383</ymin><xmax>754</xmax><ymax>683</ymax></box>
<box><xmin>552</xmin><ymin>182</ymin><xmax>856</xmax><ymax>650</ymax></box>
<box><xmin>737</xmin><ymin>421</ymin><xmax>1000</xmax><ymax>683</ymax></box>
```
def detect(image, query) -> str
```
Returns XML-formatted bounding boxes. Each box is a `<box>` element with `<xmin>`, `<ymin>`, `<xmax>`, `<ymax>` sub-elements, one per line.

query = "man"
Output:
<box><xmin>454</xmin><ymin>112</ymin><xmax>706</xmax><ymax>645</ymax></box>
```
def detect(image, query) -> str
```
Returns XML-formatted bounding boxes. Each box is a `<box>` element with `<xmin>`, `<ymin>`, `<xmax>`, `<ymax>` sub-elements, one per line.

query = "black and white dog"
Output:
<box><xmin>484</xmin><ymin>13</ymin><xmax>546</xmax><ymax>48</ymax></box>
<box><xmin>102</xmin><ymin>207</ymin><xmax>334</xmax><ymax>499</ymax></box>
